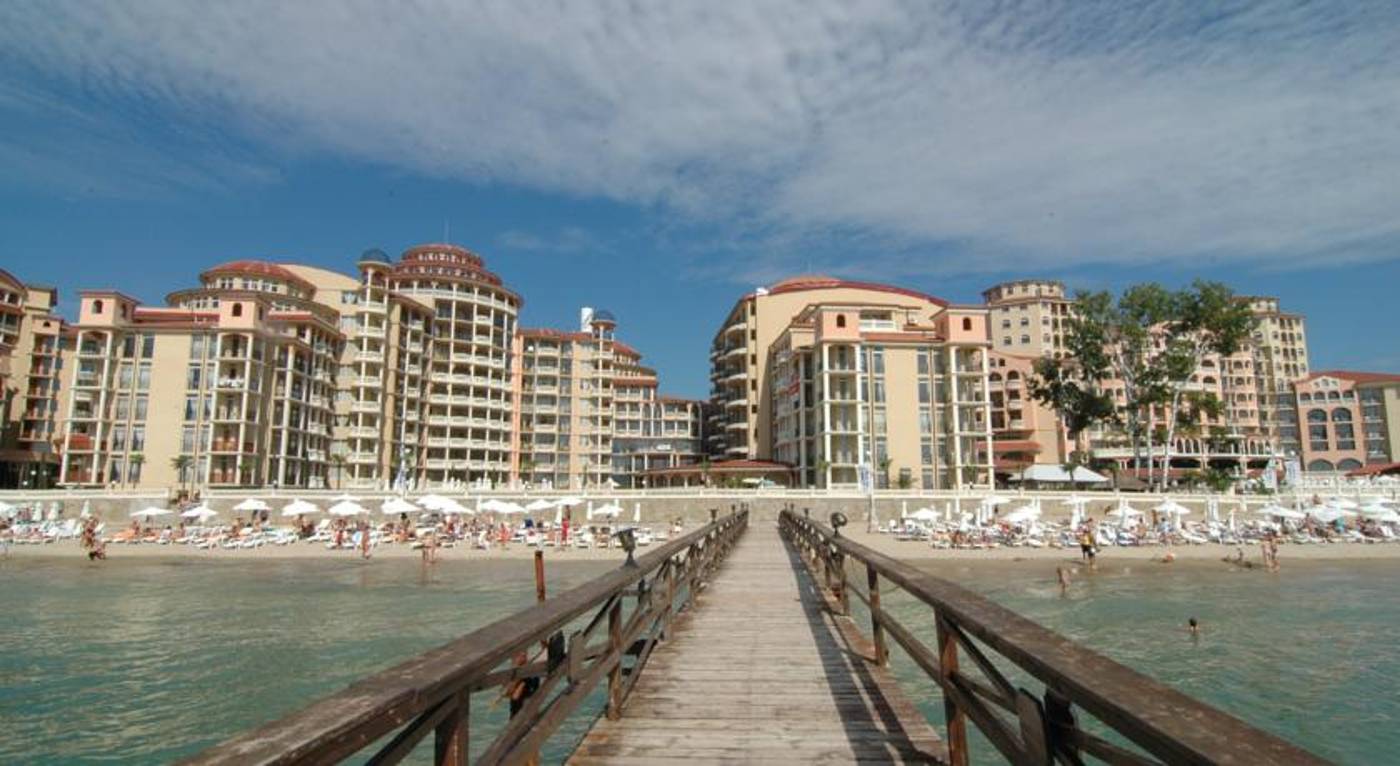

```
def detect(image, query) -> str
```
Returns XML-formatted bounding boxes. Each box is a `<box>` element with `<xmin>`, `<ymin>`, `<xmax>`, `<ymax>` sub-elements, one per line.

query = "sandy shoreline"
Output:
<box><xmin>841</xmin><ymin>528</ymin><xmax>1400</xmax><ymax>562</ymax></box>
<box><xmin>0</xmin><ymin>538</ymin><xmax>636</xmax><ymax>562</ymax></box>
<box><xmin>6</xmin><ymin>525</ymin><xmax>1400</xmax><ymax>564</ymax></box>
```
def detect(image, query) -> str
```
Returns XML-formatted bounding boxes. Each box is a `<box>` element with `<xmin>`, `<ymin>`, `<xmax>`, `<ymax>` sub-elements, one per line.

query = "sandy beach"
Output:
<box><xmin>842</xmin><ymin>528</ymin><xmax>1400</xmax><ymax>562</ymax></box>
<box><xmin>7</xmin><ymin>524</ymin><xmax>1400</xmax><ymax>564</ymax></box>
<box><xmin>0</xmin><ymin>538</ymin><xmax>636</xmax><ymax>562</ymax></box>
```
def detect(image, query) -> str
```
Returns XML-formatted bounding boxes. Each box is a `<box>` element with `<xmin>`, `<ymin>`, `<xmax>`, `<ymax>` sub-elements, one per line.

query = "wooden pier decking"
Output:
<box><xmin>570</xmin><ymin>520</ymin><xmax>945</xmax><ymax>764</ymax></box>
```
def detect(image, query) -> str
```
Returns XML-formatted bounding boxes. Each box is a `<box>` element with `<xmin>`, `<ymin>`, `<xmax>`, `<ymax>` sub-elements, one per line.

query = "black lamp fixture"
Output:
<box><xmin>615</xmin><ymin>527</ymin><xmax>639</xmax><ymax>568</ymax></box>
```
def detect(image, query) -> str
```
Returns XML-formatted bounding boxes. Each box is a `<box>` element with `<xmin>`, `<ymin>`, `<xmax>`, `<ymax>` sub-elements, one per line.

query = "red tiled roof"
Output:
<box><xmin>1309</xmin><ymin>370</ymin><xmax>1400</xmax><ymax>385</ymax></box>
<box><xmin>202</xmin><ymin>261</ymin><xmax>315</xmax><ymax>290</ymax></box>
<box><xmin>1347</xmin><ymin>462</ymin><xmax>1400</xmax><ymax>477</ymax></box>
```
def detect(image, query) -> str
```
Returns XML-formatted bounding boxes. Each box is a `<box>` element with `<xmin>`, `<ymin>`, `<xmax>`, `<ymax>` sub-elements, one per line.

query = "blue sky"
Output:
<box><xmin>2</xmin><ymin>1</ymin><xmax>1399</xmax><ymax>399</ymax></box>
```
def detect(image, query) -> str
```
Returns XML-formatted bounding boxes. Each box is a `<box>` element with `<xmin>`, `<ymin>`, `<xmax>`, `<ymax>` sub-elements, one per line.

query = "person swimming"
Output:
<box><xmin>1187</xmin><ymin>617</ymin><xmax>1200</xmax><ymax>636</ymax></box>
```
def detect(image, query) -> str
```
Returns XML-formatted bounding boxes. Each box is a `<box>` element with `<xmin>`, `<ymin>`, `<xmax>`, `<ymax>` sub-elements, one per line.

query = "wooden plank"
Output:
<box><xmin>569</xmin><ymin>523</ymin><xmax>943</xmax><ymax>765</ymax></box>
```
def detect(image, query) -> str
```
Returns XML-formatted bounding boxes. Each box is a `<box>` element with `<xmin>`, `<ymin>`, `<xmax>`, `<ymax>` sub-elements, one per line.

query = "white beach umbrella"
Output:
<box><xmin>181</xmin><ymin>506</ymin><xmax>219</xmax><ymax>521</ymax></box>
<box><xmin>1107</xmin><ymin>503</ymin><xmax>1142</xmax><ymax>521</ymax></box>
<box><xmin>418</xmin><ymin>494</ymin><xmax>454</xmax><ymax>510</ymax></box>
<box><xmin>554</xmin><ymin>495</ymin><xmax>583</xmax><ymax>507</ymax></box>
<box><xmin>328</xmin><ymin>500</ymin><xmax>367</xmax><ymax>516</ymax></box>
<box><xmin>381</xmin><ymin>497</ymin><xmax>419</xmax><ymax>515</ymax></box>
<box><xmin>131</xmin><ymin>506</ymin><xmax>173</xmax><ymax>519</ymax></box>
<box><xmin>592</xmin><ymin>503</ymin><xmax>623</xmax><ymax>519</ymax></box>
<box><xmin>1060</xmin><ymin>495</ymin><xmax>1091</xmax><ymax>508</ymax></box>
<box><xmin>981</xmin><ymin>494</ymin><xmax>1012</xmax><ymax>506</ymax></box>
<box><xmin>481</xmin><ymin>498</ymin><xmax>524</xmax><ymax>514</ymax></box>
<box><xmin>633</xmin><ymin>503</ymin><xmax>642</xmax><ymax>524</ymax></box>
<box><xmin>1309</xmin><ymin>507</ymin><xmax>1345</xmax><ymax>523</ymax></box>
<box><xmin>524</xmin><ymin>499</ymin><xmax>556</xmax><ymax>513</ymax></box>
<box><xmin>233</xmin><ymin>498</ymin><xmax>270</xmax><ymax>512</ymax></box>
<box><xmin>434</xmin><ymin>498</ymin><xmax>470</xmax><ymax>515</ymax></box>
<box><xmin>1003</xmin><ymin>507</ymin><xmax>1039</xmax><ymax>524</ymax></box>
<box><xmin>1326</xmin><ymin>498</ymin><xmax>1359</xmax><ymax>510</ymax></box>
<box><xmin>281</xmin><ymin>498</ymin><xmax>319</xmax><ymax>517</ymax></box>
<box><xmin>1360</xmin><ymin>503</ymin><xmax>1398</xmax><ymax>517</ymax></box>
<box><xmin>330</xmin><ymin>493</ymin><xmax>361</xmax><ymax>504</ymax></box>
<box><xmin>909</xmin><ymin>508</ymin><xmax>940</xmax><ymax>522</ymax></box>
<box><xmin>1154</xmin><ymin>501</ymin><xmax>1191</xmax><ymax>516</ymax></box>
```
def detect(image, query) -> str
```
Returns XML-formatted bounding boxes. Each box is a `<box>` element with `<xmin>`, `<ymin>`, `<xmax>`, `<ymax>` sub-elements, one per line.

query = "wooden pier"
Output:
<box><xmin>570</xmin><ymin>520</ymin><xmax>944</xmax><ymax>764</ymax></box>
<box><xmin>187</xmin><ymin>507</ymin><xmax>1330</xmax><ymax>765</ymax></box>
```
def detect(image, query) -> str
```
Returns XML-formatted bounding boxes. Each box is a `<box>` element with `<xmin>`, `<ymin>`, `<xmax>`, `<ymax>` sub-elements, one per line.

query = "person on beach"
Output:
<box><xmin>1187</xmin><ymin>617</ymin><xmax>1201</xmax><ymax>636</ymax></box>
<box><xmin>421</xmin><ymin>531</ymin><xmax>438</xmax><ymax>565</ymax></box>
<box><xmin>1079</xmin><ymin>528</ymin><xmax>1097</xmax><ymax>569</ymax></box>
<box><xmin>359</xmin><ymin>520</ymin><xmax>372</xmax><ymax>559</ymax></box>
<box><xmin>1056</xmin><ymin>566</ymin><xmax>1071</xmax><ymax>596</ymax></box>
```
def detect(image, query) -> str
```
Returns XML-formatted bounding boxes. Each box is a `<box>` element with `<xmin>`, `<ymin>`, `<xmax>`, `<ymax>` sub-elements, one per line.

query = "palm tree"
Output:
<box><xmin>330</xmin><ymin>453</ymin><xmax>347</xmax><ymax>490</ymax></box>
<box><xmin>698</xmin><ymin>456</ymin><xmax>712</xmax><ymax>488</ymax></box>
<box><xmin>877</xmin><ymin>456</ymin><xmax>892</xmax><ymax>490</ymax></box>
<box><xmin>128</xmin><ymin>453</ymin><xmax>145</xmax><ymax>488</ymax></box>
<box><xmin>170</xmin><ymin>454</ymin><xmax>193</xmax><ymax>493</ymax></box>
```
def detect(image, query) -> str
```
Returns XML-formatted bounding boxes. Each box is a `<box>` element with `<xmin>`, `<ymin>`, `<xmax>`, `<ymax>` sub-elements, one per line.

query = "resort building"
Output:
<box><xmin>1244</xmin><ymin>296</ymin><xmax>1310</xmax><ymax>456</ymax></box>
<box><xmin>283</xmin><ymin>245</ymin><xmax>515</xmax><ymax>491</ymax></box>
<box><xmin>981</xmin><ymin>280</ymin><xmax>1075</xmax><ymax>359</ymax></box>
<box><xmin>513</xmin><ymin>308</ymin><xmax>702</xmax><ymax>490</ymax></box>
<box><xmin>986</xmin><ymin>352</ymin><xmax>1068</xmax><ymax>478</ymax></box>
<box><xmin>0</xmin><ymin>271</ymin><xmax>70</xmax><ymax>489</ymax></box>
<box><xmin>1292</xmin><ymin>371</ymin><xmax>1400</xmax><ymax>473</ymax></box>
<box><xmin>709</xmin><ymin>275</ymin><xmax>994</xmax><ymax>489</ymax></box>
<box><xmin>59</xmin><ymin>267</ymin><xmax>344</xmax><ymax>490</ymax></box>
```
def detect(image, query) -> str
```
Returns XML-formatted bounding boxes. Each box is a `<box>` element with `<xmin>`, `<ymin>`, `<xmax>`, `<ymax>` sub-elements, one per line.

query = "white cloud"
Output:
<box><xmin>2</xmin><ymin>0</ymin><xmax>1397</xmax><ymax>270</ymax></box>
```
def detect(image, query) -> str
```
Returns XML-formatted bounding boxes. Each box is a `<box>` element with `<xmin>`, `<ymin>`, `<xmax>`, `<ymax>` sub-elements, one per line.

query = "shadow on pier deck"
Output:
<box><xmin>570</xmin><ymin>520</ymin><xmax>944</xmax><ymax>764</ymax></box>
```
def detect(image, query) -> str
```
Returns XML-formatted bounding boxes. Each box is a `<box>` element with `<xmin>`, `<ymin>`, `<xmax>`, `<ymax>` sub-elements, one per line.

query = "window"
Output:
<box><xmin>1020</xmin><ymin>334</ymin><xmax>1030</xmax><ymax>344</ymax></box>
<box><xmin>1307</xmin><ymin>409</ymin><xmax>1327</xmax><ymax>423</ymax></box>
<box><xmin>1001</xmin><ymin>319</ymin><xmax>1010</xmax><ymax>329</ymax></box>
<box><xmin>962</xmin><ymin>317</ymin><xmax>972</xmax><ymax>332</ymax></box>
<box><xmin>93</xmin><ymin>299</ymin><xmax>104</xmax><ymax>314</ymax></box>
<box><xmin>231</xmin><ymin>303</ymin><xmax>243</xmax><ymax>317</ymax></box>
<box><xmin>1331</xmin><ymin>408</ymin><xmax>1352</xmax><ymax>422</ymax></box>
<box><xmin>184</xmin><ymin>395</ymin><xmax>198</xmax><ymax>421</ymax></box>
<box><xmin>141</xmin><ymin>334</ymin><xmax>155</xmax><ymax>358</ymax></box>
<box><xmin>134</xmin><ymin>396</ymin><xmax>148</xmax><ymax>420</ymax></box>
<box><xmin>835</xmin><ymin>314</ymin><xmax>846</xmax><ymax>328</ymax></box>
<box><xmin>136</xmin><ymin>363</ymin><xmax>152</xmax><ymax>391</ymax></box>
<box><xmin>130</xmin><ymin>426</ymin><xmax>145</xmax><ymax>451</ymax></box>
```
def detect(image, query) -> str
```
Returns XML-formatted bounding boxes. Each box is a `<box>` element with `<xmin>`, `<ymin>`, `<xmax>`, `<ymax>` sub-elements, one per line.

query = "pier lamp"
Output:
<box><xmin>830</xmin><ymin>511</ymin><xmax>848</xmax><ymax>537</ymax></box>
<box><xmin>615</xmin><ymin>527</ymin><xmax>639</xmax><ymax>568</ymax></box>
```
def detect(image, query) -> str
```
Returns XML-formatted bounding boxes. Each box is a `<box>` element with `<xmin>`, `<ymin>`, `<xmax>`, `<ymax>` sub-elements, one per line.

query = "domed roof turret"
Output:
<box><xmin>358</xmin><ymin>248</ymin><xmax>391</xmax><ymax>264</ymax></box>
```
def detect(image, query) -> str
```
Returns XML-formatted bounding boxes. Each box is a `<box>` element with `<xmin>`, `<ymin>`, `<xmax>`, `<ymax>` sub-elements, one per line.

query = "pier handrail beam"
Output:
<box><xmin>779</xmin><ymin>509</ymin><xmax>1327</xmax><ymax>766</ymax></box>
<box><xmin>186</xmin><ymin>509</ymin><xmax>749</xmax><ymax>766</ymax></box>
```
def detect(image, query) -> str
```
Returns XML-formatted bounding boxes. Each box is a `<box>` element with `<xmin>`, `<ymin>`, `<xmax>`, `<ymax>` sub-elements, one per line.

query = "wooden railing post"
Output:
<box><xmin>835</xmin><ymin>551</ymin><xmax>850</xmax><ymax>616</ymax></box>
<box><xmin>433</xmin><ymin>690</ymin><xmax>469</xmax><ymax>766</ymax></box>
<box><xmin>606</xmin><ymin>598</ymin><xmax>624</xmax><ymax>719</ymax></box>
<box><xmin>936</xmin><ymin>614</ymin><xmax>969</xmax><ymax>766</ymax></box>
<box><xmin>867</xmin><ymin>563</ymin><xmax>887</xmax><ymax>666</ymax></box>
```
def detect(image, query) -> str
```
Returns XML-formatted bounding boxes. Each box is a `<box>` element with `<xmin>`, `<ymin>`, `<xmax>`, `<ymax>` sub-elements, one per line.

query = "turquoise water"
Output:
<box><xmin>887</xmin><ymin>558</ymin><xmax>1400</xmax><ymax>764</ymax></box>
<box><xmin>2</xmin><ymin>554</ymin><xmax>1396</xmax><ymax>764</ymax></box>
<box><xmin>0</xmin><ymin>556</ymin><xmax>612</xmax><ymax>764</ymax></box>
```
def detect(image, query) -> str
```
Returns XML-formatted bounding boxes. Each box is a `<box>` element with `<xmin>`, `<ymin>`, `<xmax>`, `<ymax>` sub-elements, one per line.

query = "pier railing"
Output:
<box><xmin>185</xmin><ymin>509</ymin><xmax>748</xmax><ymax>766</ymax></box>
<box><xmin>779</xmin><ymin>509</ymin><xmax>1327</xmax><ymax>766</ymax></box>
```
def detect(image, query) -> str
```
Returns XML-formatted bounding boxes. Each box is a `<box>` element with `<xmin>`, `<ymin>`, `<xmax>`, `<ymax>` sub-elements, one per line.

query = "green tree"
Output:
<box><xmin>1151</xmin><ymin>281</ymin><xmax>1257</xmax><ymax>490</ymax></box>
<box><xmin>877</xmin><ymin>455</ymin><xmax>892</xmax><ymax>490</ymax></box>
<box><xmin>698</xmin><ymin>456</ymin><xmax>712</xmax><ymax>488</ymax></box>
<box><xmin>169</xmin><ymin>454</ymin><xmax>193</xmax><ymax>493</ymax></box>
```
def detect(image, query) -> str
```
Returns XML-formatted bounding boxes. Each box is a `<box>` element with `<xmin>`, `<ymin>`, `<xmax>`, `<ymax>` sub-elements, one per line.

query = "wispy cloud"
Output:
<box><xmin>2</xmin><ymin>1</ymin><xmax>1398</xmax><ymax>270</ymax></box>
<box><xmin>496</xmin><ymin>227</ymin><xmax>612</xmax><ymax>255</ymax></box>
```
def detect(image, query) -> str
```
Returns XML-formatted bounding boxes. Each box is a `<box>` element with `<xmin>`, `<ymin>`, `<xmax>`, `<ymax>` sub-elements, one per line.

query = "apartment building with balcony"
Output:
<box><xmin>709</xmin><ymin>275</ymin><xmax>985</xmax><ymax>467</ymax></box>
<box><xmin>1244</xmin><ymin>296</ymin><xmax>1310</xmax><ymax>456</ymax></box>
<box><xmin>765</xmin><ymin>296</ymin><xmax>995</xmax><ymax>490</ymax></box>
<box><xmin>1292</xmin><ymin>371</ymin><xmax>1400</xmax><ymax>473</ymax></box>
<box><xmin>986</xmin><ymin>352</ymin><xmax>1067</xmax><ymax>478</ymax></box>
<box><xmin>59</xmin><ymin>265</ymin><xmax>344</xmax><ymax>489</ymax></box>
<box><xmin>982</xmin><ymin>280</ymin><xmax>1075</xmax><ymax>359</ymax></box>
<box><xmin>0</xmin><ymin>271</ymin><xmax>71</xmax><ymax>488</ymax></box>
<box><xmin>512</xmin><ymin>308</ymin><xmax>701</xmax><ymax>489</ymax></box>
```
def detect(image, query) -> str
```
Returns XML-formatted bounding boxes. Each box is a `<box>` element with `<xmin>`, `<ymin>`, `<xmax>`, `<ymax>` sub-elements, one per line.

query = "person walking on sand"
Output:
<box><xmin>359</xmin><ymin>520</ymin><xmax>373</xmax><ymax>560</ymax></box>
<box><xmin>1056</xmin><ymin>566</ymin><xmax>1071</xmax><ymax>596</ymax></box>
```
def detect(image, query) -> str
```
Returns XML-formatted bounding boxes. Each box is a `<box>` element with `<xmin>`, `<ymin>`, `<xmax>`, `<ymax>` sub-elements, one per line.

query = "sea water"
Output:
<box><xmin>2</xmin><ymin>555</ymin><xmax>1396</xmax><ymax>764</ymax></box>
<box><xmin>888</xmin><ymin>558</ymin><xmax>1400</xmax><ymax>764</ymax></box>
<box><xmin>0</xmin><ymin>555</ymin><xmax>612</xmax><ymax>764</ymax></box>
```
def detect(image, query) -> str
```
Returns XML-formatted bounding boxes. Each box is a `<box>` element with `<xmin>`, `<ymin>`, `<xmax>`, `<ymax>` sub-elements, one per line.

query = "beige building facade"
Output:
<box><xmin>711</xmin><ymin>276</ymin><xmax>994</xmax><ymax>489</ymax></box>
<box><xmin>1293</xmin><ymin>371</ymin><xmax>1400</xmax><ymax>473</ymax></box>
<box><xmin>0</xmin><ymin>271</ymin><xmax>71</xmax><ymax>488</ymax></box>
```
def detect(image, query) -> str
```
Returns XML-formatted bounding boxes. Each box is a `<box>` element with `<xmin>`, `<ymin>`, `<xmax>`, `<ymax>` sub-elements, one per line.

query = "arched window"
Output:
<box><xmin>231</xmin><ymin>303</ymin><xmax>243</xmax><ymax>318</ymax></box>
<box><xmin>1331</xmin><ymin>408</ymin><xmax>1352</xmax><ymax>422</ymax></box>
<box><xmin>1307</xmin><ymin>459</ymin><xmax>1334</xmax><ymax>472</ymax></box>
<box><xmin>1337</xmin><ymin>458</ymin><xmax>1363</xmax><ymax>471</ymax></box>
<box><xmin>1327</xmin><ymin>391</ymin><xmax>1340</xmax><ymax>401</ymax></box>
<box><xmin>93</xmin><ymin>299</ymin><xmax>104</xmax><ymax>314</ymax></box>
<box><xmin>988</xmin><ymin>372</ymin><xmax>1002</xmax><ymax>382</ymax></box>
<box><xmin>1007</xmin><ymin>371</ymin><xmax>1021</xmax><ymax>382</ymax></box>
<box><xmin>835</xmin><ymin>314</ymin><xmax>846</xmax><ymax>328</ymax></box>
<box><xmin>1307</xmin><ymin>409</ymin><xmax>1327</xmax><ymax>423</ymax></box>
<box><xmin>962</xmin><ymin>317</ymin><xmax>973</xmax><ymax>332</ymax></box>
